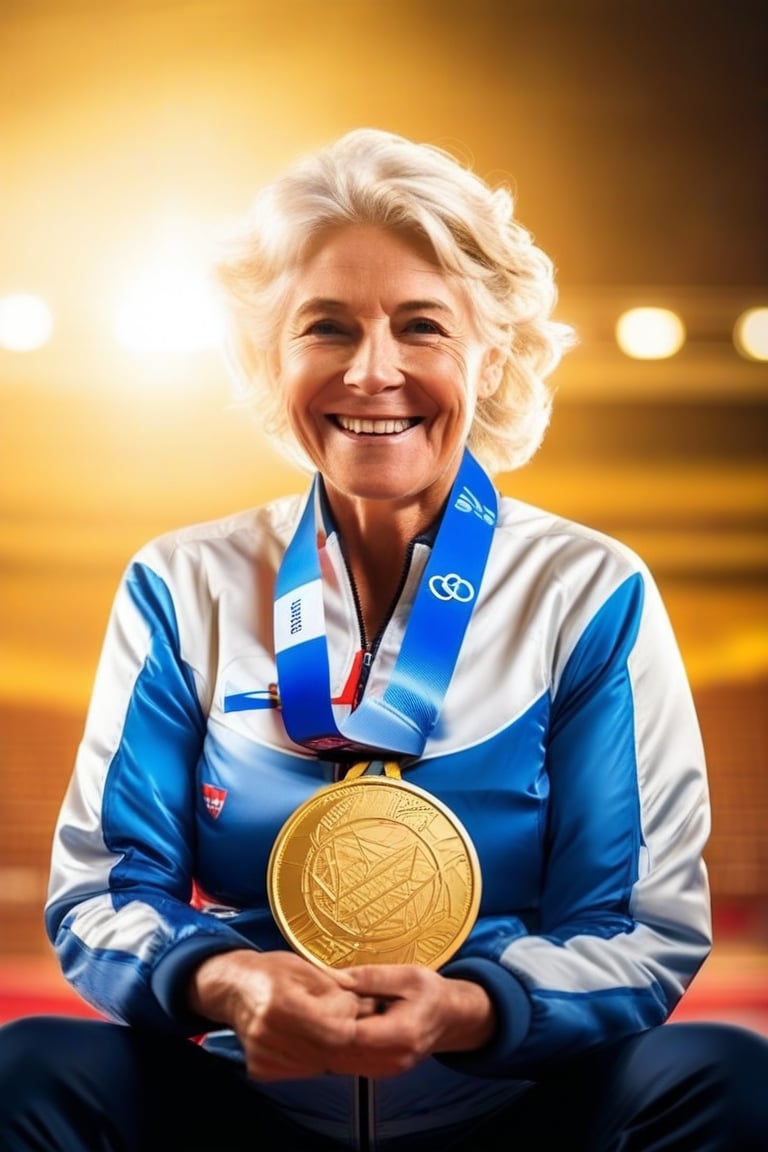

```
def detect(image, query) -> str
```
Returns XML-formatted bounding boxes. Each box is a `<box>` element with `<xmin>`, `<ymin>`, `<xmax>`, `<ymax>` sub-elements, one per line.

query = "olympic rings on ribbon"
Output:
<box><xmin>427</xmin><ymin>573</ymin><xmax>475</xmax><ymax>602</ymax></box>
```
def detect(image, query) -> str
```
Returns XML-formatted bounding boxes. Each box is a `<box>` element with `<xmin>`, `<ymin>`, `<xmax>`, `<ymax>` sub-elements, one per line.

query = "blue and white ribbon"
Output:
<box><xmin>274</xmin><ymin>448</ymin><xmax>498</xmax><ymax>757</ymax></box>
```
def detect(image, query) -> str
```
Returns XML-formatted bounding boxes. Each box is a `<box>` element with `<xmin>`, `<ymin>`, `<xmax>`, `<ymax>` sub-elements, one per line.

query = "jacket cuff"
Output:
<box><xmin>152</xmin><ymin>930</ymin><xmax>257</xmax><ymax>1032</ymax></box>
<box><xmin>436</xmin><ymin>956</ymin><xmax>532</xmax><ymax>1076</ymax></box>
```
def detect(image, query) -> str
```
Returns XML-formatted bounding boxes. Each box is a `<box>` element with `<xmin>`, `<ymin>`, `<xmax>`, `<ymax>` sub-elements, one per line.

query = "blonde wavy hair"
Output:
<box><xmin>214</xmin><ymin>128</ymin><xmax>576</xmax><ymax>475</ymax></box>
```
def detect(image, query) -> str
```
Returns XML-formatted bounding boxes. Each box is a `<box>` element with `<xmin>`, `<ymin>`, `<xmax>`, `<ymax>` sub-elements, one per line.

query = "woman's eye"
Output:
<box><xmin>405</xmin><ymin>318</ymin><xmax>443</xmax><ymax>335</ymax></box>
<box><xmin>305</xmin><ymin>320</ymin><xmax>344</xmax><ymax>336</ymax></box>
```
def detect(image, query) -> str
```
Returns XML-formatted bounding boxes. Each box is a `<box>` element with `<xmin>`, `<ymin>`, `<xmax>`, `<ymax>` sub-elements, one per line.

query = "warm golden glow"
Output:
<box><xmin>0</xmin><ymin>293</ymin><xmax>54</xmax><ymax>352</ymax></box>
<box><xmin>0</xmin><ymin>4</ymin><xmax>765</xmax><ymax>714</ymax></box>
<box><xmin>114</xmin><ymin>260</ymin><xmax>224</xmax><ymax>356</ymax></box>
<box><xmin>734</xmin><ymin>306</ymin><xmax>768</xmax><ymax>361</ymax></box>
<box><xmin>615</xmin><ymin>307</ymin><xmax>686</xmax><ymax>359</ymax></box>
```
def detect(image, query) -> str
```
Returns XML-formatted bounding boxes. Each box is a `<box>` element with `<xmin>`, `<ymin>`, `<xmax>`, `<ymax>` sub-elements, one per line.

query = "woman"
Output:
<box><xmin>1</xmin><ymin>128</ymin><xmax>766</xmax><ymax>1151</ymax></box>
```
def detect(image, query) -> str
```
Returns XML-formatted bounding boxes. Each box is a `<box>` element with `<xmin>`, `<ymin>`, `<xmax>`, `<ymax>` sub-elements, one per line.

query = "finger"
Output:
<box><xmin>355</xmin><ymin>994</ymin><xmax>382</xmax><ymax>1017</ymax></box>
<box><xmin>338</xmin><ymin>964</ymin><xmax>416</xmax><ymax>999</ymax></box>
<box><xmin>352</xmin><ymin>998</ymin><xmax>414</xmax><ymax>1042</ymax></box>
<box><xmin>254</xmin><ymin>1005</ymin><xmax>359</xmax><ymax>1063</ymax></box>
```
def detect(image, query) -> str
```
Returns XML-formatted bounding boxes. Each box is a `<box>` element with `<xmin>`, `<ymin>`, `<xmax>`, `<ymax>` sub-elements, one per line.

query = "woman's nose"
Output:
<box><xmin>343</xmin><ymin>328</ymin><xmax>404</xmax><ymax>394</ymax></box>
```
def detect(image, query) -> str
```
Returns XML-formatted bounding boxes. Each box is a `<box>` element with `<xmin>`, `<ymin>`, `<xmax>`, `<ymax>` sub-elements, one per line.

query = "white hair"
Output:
<box><xmin>214</xmin><ymin>127</ymin><xmax>576</xmax><ymax>475</ymax></box>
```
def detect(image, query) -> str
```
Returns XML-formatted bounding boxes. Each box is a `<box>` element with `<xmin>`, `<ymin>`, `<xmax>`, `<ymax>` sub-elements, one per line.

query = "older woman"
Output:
<box><xmin>1</xmin><ymin>128</ymin><xmax>766</xmax><ymax>1151</ymax></box>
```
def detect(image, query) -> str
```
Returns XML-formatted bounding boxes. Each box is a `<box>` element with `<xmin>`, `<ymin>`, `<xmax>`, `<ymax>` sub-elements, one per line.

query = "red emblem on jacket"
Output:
<box><xmin>202</xmin><ymin>783</ymin><xmax>227</xmax><ymax>819</ymax></box>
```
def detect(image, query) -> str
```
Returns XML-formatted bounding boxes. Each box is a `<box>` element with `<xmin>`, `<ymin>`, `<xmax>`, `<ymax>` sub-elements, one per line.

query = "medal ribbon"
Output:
<box><xmin>274</xmin><ymin>447</ymin><xmax>498</xmax><ymax>757</ymax></box>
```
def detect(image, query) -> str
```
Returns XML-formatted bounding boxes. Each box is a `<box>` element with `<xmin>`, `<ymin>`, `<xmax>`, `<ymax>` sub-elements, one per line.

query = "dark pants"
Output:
<box><xmin>0</xmin><ymin>1015</ymin><xmax>767</xmax><ymax>1151</ymax></box>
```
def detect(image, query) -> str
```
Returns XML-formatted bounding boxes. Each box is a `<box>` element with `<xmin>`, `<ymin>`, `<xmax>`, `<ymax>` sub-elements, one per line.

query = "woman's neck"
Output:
<box><xmin>324</xmin><ymin>492</ymin><xmax>439</xmax><ymax>643</ymax></box>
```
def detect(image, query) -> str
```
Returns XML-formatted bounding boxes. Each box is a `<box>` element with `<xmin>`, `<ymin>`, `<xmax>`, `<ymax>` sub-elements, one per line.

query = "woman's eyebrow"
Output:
<box><xmin>395</xmin><ymin>298</ymin><xmax>455</xmax><ymax>316</ymax></box>
<box><xmin>292</xmin><ymin>297</ymin><xmax>346</xmax><ymax>321</ymax></box>
<box><xmin>293</xmin><ymin>296</ymin><xmax>456</xmax><ymax>319</ymax></box>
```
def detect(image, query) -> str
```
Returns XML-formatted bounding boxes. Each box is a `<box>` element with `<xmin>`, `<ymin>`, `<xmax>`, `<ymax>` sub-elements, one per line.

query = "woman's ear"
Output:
<box><xmin>477</xmin><ymin>347</ymin><xmax>504</xmax><ymax>399</ymax></box>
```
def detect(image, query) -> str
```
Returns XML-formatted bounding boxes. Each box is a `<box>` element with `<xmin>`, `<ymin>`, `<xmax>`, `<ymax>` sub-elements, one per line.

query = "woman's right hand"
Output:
<box><xmin>188</xmin><ymin>949</ymin><xmax>376</xmax><ymax>1081</ymax></box>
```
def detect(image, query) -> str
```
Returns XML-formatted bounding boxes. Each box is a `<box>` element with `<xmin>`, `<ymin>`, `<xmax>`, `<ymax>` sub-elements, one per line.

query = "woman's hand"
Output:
<box><xmin>329</xmin><ymin>964</ymin><xmax>496</xmax><ymax>1079</ymax></box>
<box><xmin>189</xmin><ymin>952</ymin><xmax>495</xmax><ymax>1082</ymax></box>
<box><xmin>188</xmin><ymin>949</ymin><xmax>378</xmax><ymax>1081</ymax></box>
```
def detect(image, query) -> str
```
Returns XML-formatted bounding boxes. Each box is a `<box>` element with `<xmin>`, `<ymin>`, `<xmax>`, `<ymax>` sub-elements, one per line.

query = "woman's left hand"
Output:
<box><xmin>328</xmin><ymin>965</ymin><xmax>496</xmax><ymax>1079</ymax></box>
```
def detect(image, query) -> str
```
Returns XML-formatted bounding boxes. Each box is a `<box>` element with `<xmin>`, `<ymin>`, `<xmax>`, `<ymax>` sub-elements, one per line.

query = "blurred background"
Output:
<box><xmin>1</xmin><ymin>0</ymin><xmax>766</xmax><ymax>1015</ymax></box>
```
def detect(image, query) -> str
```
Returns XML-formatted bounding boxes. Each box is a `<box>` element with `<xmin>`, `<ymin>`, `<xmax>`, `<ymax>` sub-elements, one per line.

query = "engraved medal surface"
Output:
<box><xmin>267</xmin><ymin>764</ymin><xmax>481</xmax><ymax>969</ymax></box>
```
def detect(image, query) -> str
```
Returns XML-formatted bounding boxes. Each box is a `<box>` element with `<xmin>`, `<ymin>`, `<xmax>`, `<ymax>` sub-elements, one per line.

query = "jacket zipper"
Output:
<box><xmin>356</xmin><ymin>1075</ymin><xmax>376</xmax><ymax>1152</ymax></box>
<box><xmin>340</xmin><ymin>538</ymin><xmax>416</xmax><ymax>1151</ymax></box>
<box><xmin>344</xmin><ymin>538</ymin><xmax>418</xmax><ymax>708</ymax></box>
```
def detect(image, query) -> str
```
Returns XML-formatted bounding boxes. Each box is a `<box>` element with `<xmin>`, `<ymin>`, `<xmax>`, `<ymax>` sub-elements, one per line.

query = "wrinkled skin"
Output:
<box><xmin>189</xmin><ymin>949</ymin><xmax>495</xmax><ymax>1082</ymax></box>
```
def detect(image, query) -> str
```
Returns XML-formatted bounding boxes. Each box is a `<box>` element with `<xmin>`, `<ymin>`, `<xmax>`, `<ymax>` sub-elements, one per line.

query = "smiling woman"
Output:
<box><xmin>1</xmin><ymin>127</ymin><xmax>767</xmax><ymax>1152</ymax></box>
<box><xmin>272</xmin><ymin>224</ymin><xmax>502</xmax><ymax>636</ymax></box>
<box><xmin>280</xmin><ymin>226</ymin><xmax>489</xmax><ymax>509</ymax></box>
<box><xmin>214</xmin><ymin>128</ymin><xmax>573</xmax><ymax>479</ymax></box>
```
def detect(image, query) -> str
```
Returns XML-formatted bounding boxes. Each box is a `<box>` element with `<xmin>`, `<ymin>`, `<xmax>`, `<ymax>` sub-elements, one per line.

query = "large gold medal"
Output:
<box><xmin>267</xmin><ymin>762</ymin><xmax>481</xmax><ymax>969</ymax></box>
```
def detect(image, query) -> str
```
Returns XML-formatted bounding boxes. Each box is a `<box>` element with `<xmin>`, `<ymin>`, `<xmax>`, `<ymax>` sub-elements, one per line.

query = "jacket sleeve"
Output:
<box><xmin>45</xmin><ymin>553</ymin><xmax>254</xmax><ymax>1033</ymax></box>
<box><xmin>441</xmin><ymin>566</ymin><xmax>712</xmax><ymax>1075</ymax></box>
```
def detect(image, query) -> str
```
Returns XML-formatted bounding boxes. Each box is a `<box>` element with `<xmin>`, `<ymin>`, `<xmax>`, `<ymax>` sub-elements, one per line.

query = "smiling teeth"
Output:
<box><xmin>336</xmin><ymin>416</ymin><xmax>416</xmax><ymax>435</ymax></box>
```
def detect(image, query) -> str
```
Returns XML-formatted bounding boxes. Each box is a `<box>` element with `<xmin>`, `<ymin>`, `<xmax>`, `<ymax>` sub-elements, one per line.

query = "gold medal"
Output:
<box><xmin>267</xmin><ymin>761</ymin><xmax>481</xmax><ymax>969</ymax></box>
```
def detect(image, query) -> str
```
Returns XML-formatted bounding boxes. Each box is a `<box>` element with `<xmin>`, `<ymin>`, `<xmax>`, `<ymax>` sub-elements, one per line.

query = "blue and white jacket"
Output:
<box><xmin>45</xmin><ymin>485</ymin><xmax>711</xmax><ymax>1147</ymax></box>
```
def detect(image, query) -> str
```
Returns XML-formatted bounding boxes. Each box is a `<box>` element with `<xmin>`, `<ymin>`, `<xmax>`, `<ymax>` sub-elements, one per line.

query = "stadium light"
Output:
<box><xmin>615</xmin><ymin>307</ymin><xmax>686</xmax><ymax>360</ymax></box>
<box><xmin>733</xmin><ymin>306</ymin><xmax>768</xmax><ymax>362</ymax></box>
<box><xmin>115</xmin><ymin>263</ymin><xmax>224</xmax><ymax>355</ymax></box>
<box><xmin>0</xmin><ymin>293</ymin><xmax>54</xmax><ymax>352</ymax></box>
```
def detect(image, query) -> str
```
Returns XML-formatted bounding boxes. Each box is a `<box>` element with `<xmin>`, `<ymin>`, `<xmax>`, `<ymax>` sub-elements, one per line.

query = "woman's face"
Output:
<box><xmin>275</xmin><ymin>224</ymin><xmax>495</xmax><ymax>512</ymax></box>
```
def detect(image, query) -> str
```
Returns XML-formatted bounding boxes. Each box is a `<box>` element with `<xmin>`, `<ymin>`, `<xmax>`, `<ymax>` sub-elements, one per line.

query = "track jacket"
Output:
<box><xmin>45</xmin><ymin>481</ymin><xmax>712</xmax><ymax>1148</ymax></box>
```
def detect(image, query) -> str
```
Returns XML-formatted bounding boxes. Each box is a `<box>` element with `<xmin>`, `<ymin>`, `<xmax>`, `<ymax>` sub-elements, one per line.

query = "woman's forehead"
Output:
<box><xmin>286</xmin><ymin>223</ymin><xmax>470</xmax><ymax>314</ymax></box>
<box><xmin>297</xmin><ymin>222</ymin><xmax>439</xmax><ymax>271</ymax></box>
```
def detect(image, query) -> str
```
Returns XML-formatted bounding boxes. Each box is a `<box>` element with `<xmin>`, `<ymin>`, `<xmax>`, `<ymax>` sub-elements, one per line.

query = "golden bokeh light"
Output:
<box><xmin>733</xmin><ymin>306</ymin><xmax>768</xmax><ymax>362</ymax></box>
<box><xmin>0</xmin><ymin>293</ymin><xmax>54</xmax><ymax>353</ymax></box>
<box><xmin>114</xmin><ymin>260</ymin><xmax>224</xmax><ymax>356</ymax></box>
<box><xmin>615</xmin><ymin>307</ymin><xmax>686</xmax><ymax>360</ymax></box>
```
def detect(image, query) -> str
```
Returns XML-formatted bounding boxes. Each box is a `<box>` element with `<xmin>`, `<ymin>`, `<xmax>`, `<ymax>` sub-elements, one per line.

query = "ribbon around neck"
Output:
<box><xmin>273</xmin><ymin>448</ymin><xmax>498</xmax><ymax>758</ymax></box>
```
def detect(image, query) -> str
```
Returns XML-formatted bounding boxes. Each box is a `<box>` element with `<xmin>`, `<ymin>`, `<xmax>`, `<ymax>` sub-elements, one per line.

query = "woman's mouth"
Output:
<box><xmin>332</xmin><ymin>415</ymin><xmax>422</xmax><ymax>435</ymax></box>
